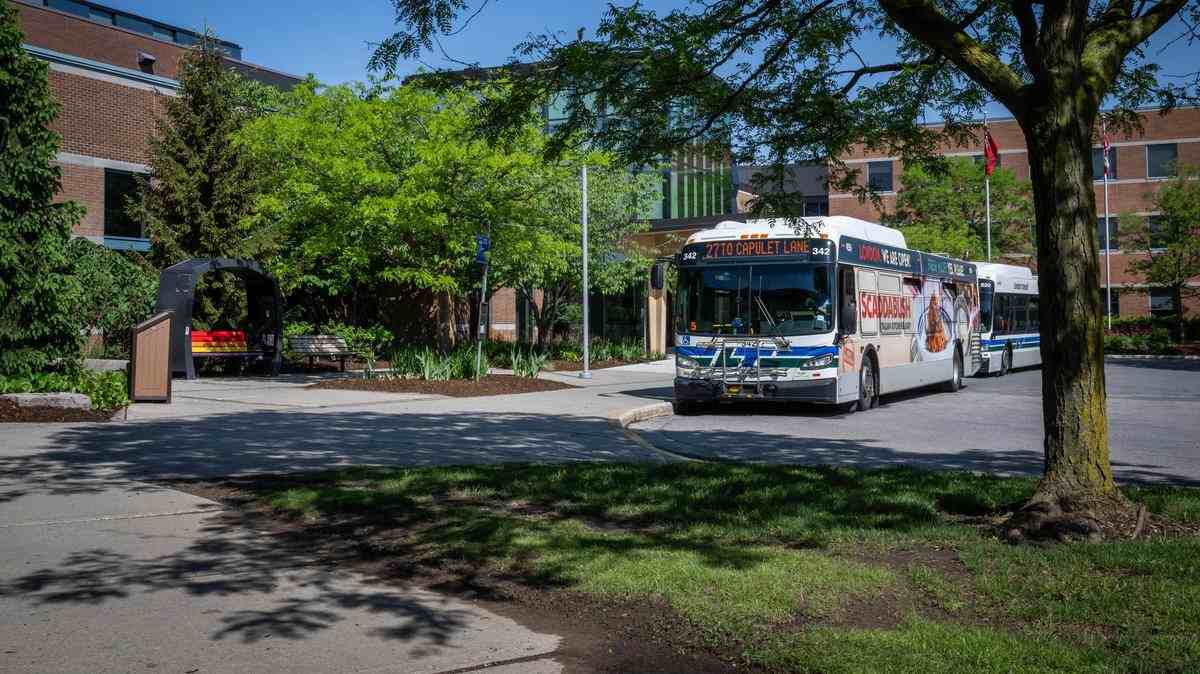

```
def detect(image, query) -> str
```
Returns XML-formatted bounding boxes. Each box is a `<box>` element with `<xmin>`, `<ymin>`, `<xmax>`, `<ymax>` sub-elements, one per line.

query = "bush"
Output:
<box><xmin>0</xmin><ymin>367</ymin><xmax>129</xmax><ymax>411</ymax></box>
<box><xmin>393</xmin><ymin>343</ymin><xmax>489</xmax><ymax>381</ymax></box>
<box><xmin>510</xmin><ymin>344</ymin><xmax>549</xmax><ymax>378</ymax></box>
<box><xmin>69</xmin><ymin>238</ymin><xmax>158</xmax><ymax>358</ymax></box>
<box><xmin>1147</xmin><ymin>327</ymin><xmax>1177</xmax><ymax>354</ymax></box>
<box><xmin>1104</xmin><ymin>329</ymin><xmax>1179</xmax><ymax>355</ymax></box>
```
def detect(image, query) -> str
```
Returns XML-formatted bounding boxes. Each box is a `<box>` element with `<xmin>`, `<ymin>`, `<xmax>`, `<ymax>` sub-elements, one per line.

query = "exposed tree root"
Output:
<box><xmin>1002</xmin><ymin>490</ymin><xmax>1135</xmax><ymax>544</ymax></box>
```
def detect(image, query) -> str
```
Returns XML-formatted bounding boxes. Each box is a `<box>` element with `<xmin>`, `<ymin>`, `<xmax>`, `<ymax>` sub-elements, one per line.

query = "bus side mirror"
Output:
<box><xmin>650</xmin><ymin>262</ymin><xmax>666</xmax><ymax>290</ymax></box>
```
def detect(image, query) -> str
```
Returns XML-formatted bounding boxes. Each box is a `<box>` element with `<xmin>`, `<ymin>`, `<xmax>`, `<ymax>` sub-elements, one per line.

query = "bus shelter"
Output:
<box><xmin>154</xmin><ymin>258</ymin><xmax>283</xmax><ymax>380</ymax></box>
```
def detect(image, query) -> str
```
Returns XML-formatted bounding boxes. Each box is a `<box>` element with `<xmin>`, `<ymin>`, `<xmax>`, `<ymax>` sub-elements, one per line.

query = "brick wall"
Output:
<box><xmin>47</xmin><ymin>70</ymin><xmax>165</xmax><ymax>165</ymax></box>
<box><xmin>15</xmin><ymin>0</ymin><xmax>187</xmax><ymax>78</ymax></box>
<box><xmin>55</xmin><ymin>162</ymin><xmax>104</xmax><ymax>237</ymax></box>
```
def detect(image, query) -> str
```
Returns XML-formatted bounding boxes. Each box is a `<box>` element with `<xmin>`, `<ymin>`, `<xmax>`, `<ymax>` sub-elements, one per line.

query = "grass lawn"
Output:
<box><xmin>192</xmin><ymin>464</ymin><xmax>1200</xmax><ymax>673</ymax></box>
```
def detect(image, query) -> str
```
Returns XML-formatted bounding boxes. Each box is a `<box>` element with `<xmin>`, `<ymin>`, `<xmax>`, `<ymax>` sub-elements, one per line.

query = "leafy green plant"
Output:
<box><xmin>320</xmin><ymin>323</ymin><xmax>393</xmax><ymax>364</ymax></box>
<box><xmin>0</xmin><ymin>368</ymin><xmax>129</xmax><ymax>411</ymax></box>
<box><xmin>0</xmin><ymin>4</ymin><xmax>85</xmax><ymax>376</ymax></box>
<box><xmin>69</xmin><ymin>238</ymin><xmax>158</xmax><ymax>358</ymax></box>
<box><xmin>509</xmin><ymin>345</ymin><xmax>548</xmax><ymax>378</ymax></box>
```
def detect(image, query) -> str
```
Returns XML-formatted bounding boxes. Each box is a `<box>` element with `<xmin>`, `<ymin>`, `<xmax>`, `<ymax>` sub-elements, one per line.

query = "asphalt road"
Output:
<box><xmin>631</xmin><ymin>359</ymin><xmax>1200</xmax><ymax>485</ymax></box>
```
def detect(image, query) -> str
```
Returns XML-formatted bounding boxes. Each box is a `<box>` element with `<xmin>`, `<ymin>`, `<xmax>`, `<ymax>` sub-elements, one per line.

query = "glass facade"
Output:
<box><xmin>38</xmin><ymin>0</ymin><xmax>243</xmax><ymax>60</ymax></box>
<box><xmin>541</xmin><ymin>95</ymin><xmax>734</xmax><ymax>223</ymax></box>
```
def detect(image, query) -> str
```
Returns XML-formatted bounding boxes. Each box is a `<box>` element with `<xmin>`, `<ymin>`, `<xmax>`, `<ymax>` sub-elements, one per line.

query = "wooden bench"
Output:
<box><xmin>288</xmin><ymin>335</ymin><xmax>358</xmax><ymax>371</ymax></box>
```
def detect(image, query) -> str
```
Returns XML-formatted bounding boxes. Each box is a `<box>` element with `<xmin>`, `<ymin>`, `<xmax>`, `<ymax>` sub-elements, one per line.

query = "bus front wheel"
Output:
<box><xmin>942</xmin><ymin>347</ymin><xmax>963</xmax><ymax>392</ymax></box>
<box><xmin>998</xmin><ymin>346</ymin><xmax>1012</xmax><ymax>377</ymax></box>
<box><xmin>857</xmin><ymin>357</ymin><xmax>878</xmax><ymax>411</ymax></box>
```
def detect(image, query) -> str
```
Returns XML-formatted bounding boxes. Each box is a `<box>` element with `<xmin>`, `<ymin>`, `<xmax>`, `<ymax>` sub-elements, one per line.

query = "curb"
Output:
<box><xmin>1104</xmin><ymin>354</ymin><xmax>1200</xmax><ymax>359</ymax></box>
<box><xmin>608</xmin><ymin>401</ymin><xmax>674</xmax><ymax>429</ymax></box>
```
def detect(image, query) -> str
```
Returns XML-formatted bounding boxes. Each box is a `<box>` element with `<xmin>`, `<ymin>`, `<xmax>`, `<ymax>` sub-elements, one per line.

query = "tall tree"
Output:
<box><xmin>131</xmin><ymin>35</ymin><xmax>261</xmax><ymax>329</ymax></box>
<box><xmin>885</xmin><ymin>157</ymin><xmax>1033</xmax><ymax>259</ymax></box>
<box><xmin>488</xmin><ymin>155</ymin><xmax>659</xmax><ymax>348</ymax></box>
<box><xmin>238</xmin><ymin>81</ymin><xmax>546</xmax><ymax>348</ymax></box>
<box><xmin>0</xmin><ymin>3</ymin><xmax>83</xmax><ymax>376</ymax></box>
<box><xmin>1120</xmin><ymin>165</ymin><xmax>1200</xmax><ymax>340</ymax></box>
<box><xmin>373</xmin><ymin>0</ymin><xmax>1200</xmax><ymax>534</ymax></box>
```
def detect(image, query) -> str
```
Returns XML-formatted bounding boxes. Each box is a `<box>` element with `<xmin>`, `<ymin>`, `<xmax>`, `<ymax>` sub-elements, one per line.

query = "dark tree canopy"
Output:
<box><xmin>0</xmin><ymin>3</ymin><xmax>84</xmax><ymax>375</ymax></box>
<box><xmin>373</xmin><ymin>0</ymin><xmax>1199</xmax><ymax>195</ymax></box>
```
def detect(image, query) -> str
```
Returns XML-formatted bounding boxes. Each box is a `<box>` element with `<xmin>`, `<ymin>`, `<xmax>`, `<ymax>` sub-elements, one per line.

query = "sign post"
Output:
<box><xmin>474</xmin><ymin>231</ymin><xmax>491</xmax><ymax>380</ymax></box>
<box><xmin>580</xmin><ymin>164</ymin><xmax>592</xmax><ymax>380</ymax></box>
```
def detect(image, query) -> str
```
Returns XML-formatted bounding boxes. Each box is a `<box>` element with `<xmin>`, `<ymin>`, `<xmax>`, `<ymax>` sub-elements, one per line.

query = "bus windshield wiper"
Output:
<box><xmin>755</xmin><ymin>296</ymin><xmax>790</xmax><ymax>348</ymax></box>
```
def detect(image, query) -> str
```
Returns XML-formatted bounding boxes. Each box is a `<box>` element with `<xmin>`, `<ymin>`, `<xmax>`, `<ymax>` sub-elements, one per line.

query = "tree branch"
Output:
<box><xmin>1082</xmin><ymin>0</ymin><xmax>1190</xmax><ymax>106</ymax></box>
<box><xmin>877</xmin><ymin>0</ymin><xmax>1029</xmax><ymax>116</ymax></box>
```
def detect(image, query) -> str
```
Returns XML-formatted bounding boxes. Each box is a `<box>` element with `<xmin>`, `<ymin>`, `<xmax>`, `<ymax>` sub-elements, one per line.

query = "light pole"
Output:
<box><xmin>580</xmin><ymin>164</ymin><xmax>592</xmax><ymax>380</ymax></box>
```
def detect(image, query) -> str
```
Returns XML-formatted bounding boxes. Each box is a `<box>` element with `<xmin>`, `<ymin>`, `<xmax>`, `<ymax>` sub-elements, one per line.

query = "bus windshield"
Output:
<box><xmin>676</xmin><ymin>264</ymin><xmax>833</xmax><ymax>336</ymax></box>
<box><xmin>979</xmin><ymin>281</ymin><xmax>994</xmax><ymax>335</ymax></box>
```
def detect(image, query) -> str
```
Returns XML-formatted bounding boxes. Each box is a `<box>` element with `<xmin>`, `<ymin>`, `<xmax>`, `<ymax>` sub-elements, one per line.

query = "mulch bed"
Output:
<box><xmin>310</xmin><ymin>374</ymin><xmax>576</xmax><ymax>397</ymax></box>
<box><xmin>0</xmin><ymin>399</ymin><xmax>112</xmax><ymax>423</ymax></box>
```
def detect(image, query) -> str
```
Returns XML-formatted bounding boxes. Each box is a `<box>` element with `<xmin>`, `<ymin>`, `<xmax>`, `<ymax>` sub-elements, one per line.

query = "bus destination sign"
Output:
<box><xmin>838</xmin><ymin>236</ymin><xmax>919</xmax><ymax>275</ymax></box>
<box><xmin>680</xmin><ymin>238</ymin><xmax>833</xmax><ymax>265</ymax></box>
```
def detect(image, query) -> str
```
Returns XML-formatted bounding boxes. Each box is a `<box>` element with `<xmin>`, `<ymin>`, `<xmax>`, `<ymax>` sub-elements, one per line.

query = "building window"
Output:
<box><xmin>114</xmin><ymin>14</ymin><xmax>156</xmax><ymax>36</ymax></box>
<box><xmin>1145</xmin><ymin>215</ymin><xmax>1168</xmax><ymax>249</ymax></box>
<box><xmin>1092</xmin><ymin>147</ymin><xmax>1117</xmax><ymax>180</ymax></box>
<box><xmin>1150</xmin><ymin>288</ymin><xmax>1175</xmax><ymax>317</ymax></box>
<box><xmin>1104</xmin><ymin>289</ymin><xmax>1120</xmax><ymax>318</ymax></box>
<box><xmin>1097</xmin><ymin>216</ymin><xmax>1118</xmax><ymax>251</ymax></box>
<box><xmin>103</xmin><ymin>169</ymin><xmax>146</xmax><ymax>248</ymax></box>
<box><xmin>973</xmin><ymin>153</ymin><xmax>1002</xmax><ymax>168</ymax></box>
<box><xmin>867</xmin><ymin>160</ymin><xmax>893</xmax><ymax>192</ymax></box>
<box><xmin>803</xmin><ymin>196</ymin><xmax>829</xmax><ymax>217</ymax></box>
<box><xmin>46</xmin><ymin>0</ymin><xmax>88</xmax><ymax>17</ymax></box>
<box><xmin>1146</xmin><ymin>143</ymin><xmax>1178</xmax><ymax>179</ymax></box>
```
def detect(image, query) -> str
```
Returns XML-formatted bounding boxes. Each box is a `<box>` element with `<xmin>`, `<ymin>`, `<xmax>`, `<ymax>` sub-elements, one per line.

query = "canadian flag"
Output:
<box><xmin>983</xmin><ymin>127</ymin><xmax>999</xmax><ymax>177</ymax></box>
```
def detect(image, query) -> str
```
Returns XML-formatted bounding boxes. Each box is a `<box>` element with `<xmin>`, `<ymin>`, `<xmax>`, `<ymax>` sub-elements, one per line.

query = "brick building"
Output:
<box><xmin>832</xmin><ymin>108</ymin><xmax>1200</xmax><ymax>318</ymax></box>
<box><xmin>12</xmin><ymin>0</ymin><xmax>300</xmax><ymax>251</ymax></box>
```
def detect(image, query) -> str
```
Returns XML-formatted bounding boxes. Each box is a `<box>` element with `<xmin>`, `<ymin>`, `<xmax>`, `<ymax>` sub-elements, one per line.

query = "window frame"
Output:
<box><xmin>102</xmin><ymin>169</ymin><xmax>148</xmax><ymax>249</ymax></box>
<box><xmin>1092</xmin><ymin>146</ymin><xmax>1117</xmax><ymax>181</ymax></box>
<box><xmin>1149</xmin><ymin>288</ymin><xmax>1175</xmax><ymax>318</ymax></box>
<box><xmin>1097</xmin><ymin>216</ymin><xmax>1118</xmax><ymax>252</ymax></box>
<box><xmin>867</xmin><ymin>160</ymin><xmax>894</xmax><ymax>193</ymax></box>
<box><xmin>1146</xmin><ymin>143</ymin><xmax>1178</xmax><ymax>180</ymax></box>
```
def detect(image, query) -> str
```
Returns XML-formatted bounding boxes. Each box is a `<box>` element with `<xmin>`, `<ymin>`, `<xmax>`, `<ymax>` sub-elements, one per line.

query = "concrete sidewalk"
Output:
<box><xmin>0</xmin><ymin>362</ymin><xmax>676</xmax><ymax>674</ymax></box>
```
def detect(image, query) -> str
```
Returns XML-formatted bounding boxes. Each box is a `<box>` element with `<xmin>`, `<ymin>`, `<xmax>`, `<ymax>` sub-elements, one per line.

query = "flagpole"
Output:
<box><xmin>985</xmin><ymin>174</ymin><xmax>992</xmax><ymax>262</ymax></box>
<box><xmin>1104</xmin><ymin>160</ymin><xmax>1112</xmax><ymax>330</ymax></box>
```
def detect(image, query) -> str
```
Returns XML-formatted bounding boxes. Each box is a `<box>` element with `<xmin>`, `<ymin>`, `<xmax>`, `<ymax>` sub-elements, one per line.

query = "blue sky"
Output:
<box><xmin>94</xmin><ymin>0</ymin><xmax>1198</xmax><ymax>104</ymax></box>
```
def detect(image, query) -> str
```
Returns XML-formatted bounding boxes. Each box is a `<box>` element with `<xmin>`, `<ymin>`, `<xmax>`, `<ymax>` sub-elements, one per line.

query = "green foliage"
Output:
<box><xmin>130</xmin><ymin>34</ymin><xmax>265</xmax><ymax>329</ymax></box>
<box><xmin>885</xmin><ymin>158</ymin><xmax>1034</xmax><ymax>259</ymax></box>
<box><xmin>508</xmin><ymin>344</ymin><xmax>549</xmax><ymax>377</ymax></box>
<box><xmin>68</xmin><ymin>238</ymin><xmax>158</xmax><ymax>358</ymax></box>
<box><xmin>320</xmin><ymin>323</ymin><xmax>393</xmax><ymax>363</ymax></box>
<box><xmin>0</xmin><ymin>368</ymin><xmax>129</xmax><ymax>411</ymax></box>
<box><xmin>386</xmin><ymin>343</ymin><xmax>490</xmax><ymax>380</ymax></box>
<box><xmin>1103</xmin><ymin>328</ymin><xmax>1180</xmax><ymax>355</ymax></box>
<box><xmin>1106</xmin><ymin>315</ymin><xmax>1200</xmax><ymax>341</ymax></box>
<box><xmin>1118</xmin><ymin>165</ymin><xmax>1200</xmax><ymax>338</ymax></box>
<box><xmin>0</xmin><ymin>4</ymin><xmax>84</xmax><ymax>376</ymax></box>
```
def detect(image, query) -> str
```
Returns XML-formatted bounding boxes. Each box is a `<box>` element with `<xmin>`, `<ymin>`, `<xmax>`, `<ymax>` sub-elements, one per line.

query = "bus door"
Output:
<box><xmin>836</xmin><ymin>265</ymin><xmax>859</xmax><ymax>399</ymax></box>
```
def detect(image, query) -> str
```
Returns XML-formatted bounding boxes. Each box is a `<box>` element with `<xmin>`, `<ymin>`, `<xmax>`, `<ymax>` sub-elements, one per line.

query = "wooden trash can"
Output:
<box><xmin>130</xmin><ymin>311</ymin><xmax>174</xmax><ymax>403</ymax></box>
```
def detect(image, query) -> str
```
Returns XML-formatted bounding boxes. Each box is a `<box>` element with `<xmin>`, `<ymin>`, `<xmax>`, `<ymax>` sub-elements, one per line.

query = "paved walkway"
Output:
<box><xmin>0</xmin><ymin>362</ymin><xmax>675</xmax><ymax>674</ymax></box>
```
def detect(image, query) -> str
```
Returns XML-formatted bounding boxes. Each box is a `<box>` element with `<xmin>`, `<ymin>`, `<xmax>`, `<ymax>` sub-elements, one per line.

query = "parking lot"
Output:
<box><xmin>631</xmin><ymin>359</ymin><xmax>1200</xmax><ymax>485</ymax></box>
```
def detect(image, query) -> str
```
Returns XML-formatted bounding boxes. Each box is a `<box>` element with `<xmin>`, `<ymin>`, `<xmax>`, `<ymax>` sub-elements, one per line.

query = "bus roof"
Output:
<box><xmin>976</xmin><ymin>262</ymin><xmax>1038</xmax><ymax>292</ymax></box>
<box><xmin>685</xmin><ymin>216</ymin><xmax>907</xmax><ymax>248</ymax></box>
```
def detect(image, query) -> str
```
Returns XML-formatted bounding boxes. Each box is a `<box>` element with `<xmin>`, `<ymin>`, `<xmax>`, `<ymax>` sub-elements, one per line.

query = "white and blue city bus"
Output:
<box><xmin>975</xmin><ymin>262</ymin><xmax>1042</xmax><ymax>376</ymax></box>
<box><xmin>671</xmin><ymin>217</ymin><xmax>982</xmax><ymax>414</ymax></box>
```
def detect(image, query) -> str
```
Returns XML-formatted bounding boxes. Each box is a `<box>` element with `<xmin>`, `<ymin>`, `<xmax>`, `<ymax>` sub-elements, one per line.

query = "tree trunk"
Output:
<box><xmin>436</xmin><ymin>290</ymin><xmax>455</xmax><ymax>352</ymax></box>
<box><xmin>1173</xmin><ymin>286</ymin><xmax>1185</xmax><ymax>343</ymax></box>
<box><xmin>1020</xmin><ymin>99</ymin><xmax>1120</xmax><ymax>508</ymax></box>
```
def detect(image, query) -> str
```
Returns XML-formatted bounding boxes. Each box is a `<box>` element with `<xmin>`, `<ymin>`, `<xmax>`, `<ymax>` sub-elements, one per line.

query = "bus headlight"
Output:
<box><xmin>676</xmin><ymin>355</ymin><xmax>702</xmax><ymax>378</ymax></box>
<box><xmin>803</xmin><ymin>354</ymin><xmax>834</xmax><ymax>369</ymax></box>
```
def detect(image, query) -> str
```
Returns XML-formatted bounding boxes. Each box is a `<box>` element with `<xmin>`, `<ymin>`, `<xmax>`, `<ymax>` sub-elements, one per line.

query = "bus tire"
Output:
<box><xmin>857</xmin><ymin>355</ymin><xmax>878</xmax><ymax>412</ymax></box>
<box><xmin>673</xmin><ymin>399</ymin><xmax>700</xmax><ymax>415</ymax></box>
<box><xmin>999</xmin><ymin>346</ymin><xmax>1012</xmax><ymax>376</ymax></box>
<box><xmin>943</xmin><ymin>346</ymin><xmax>963</xmax><ymax>392</ymax></box>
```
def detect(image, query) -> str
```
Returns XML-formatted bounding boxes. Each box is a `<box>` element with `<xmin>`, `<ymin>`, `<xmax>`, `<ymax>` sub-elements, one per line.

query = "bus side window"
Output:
<box><xmin>1011</xmin><ymin>295</ymin><xmax>1029</xmax><ymax>334</ymax></box>
<box><xmin>1028</xmin><ymin>296</ymin><xmax>1039</xmax><ymax>331</ymax></box>
<box><xmin>994</xmin><ymin>294</ymin><xmax>1010</xmax><ymax>335</ymax></box>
